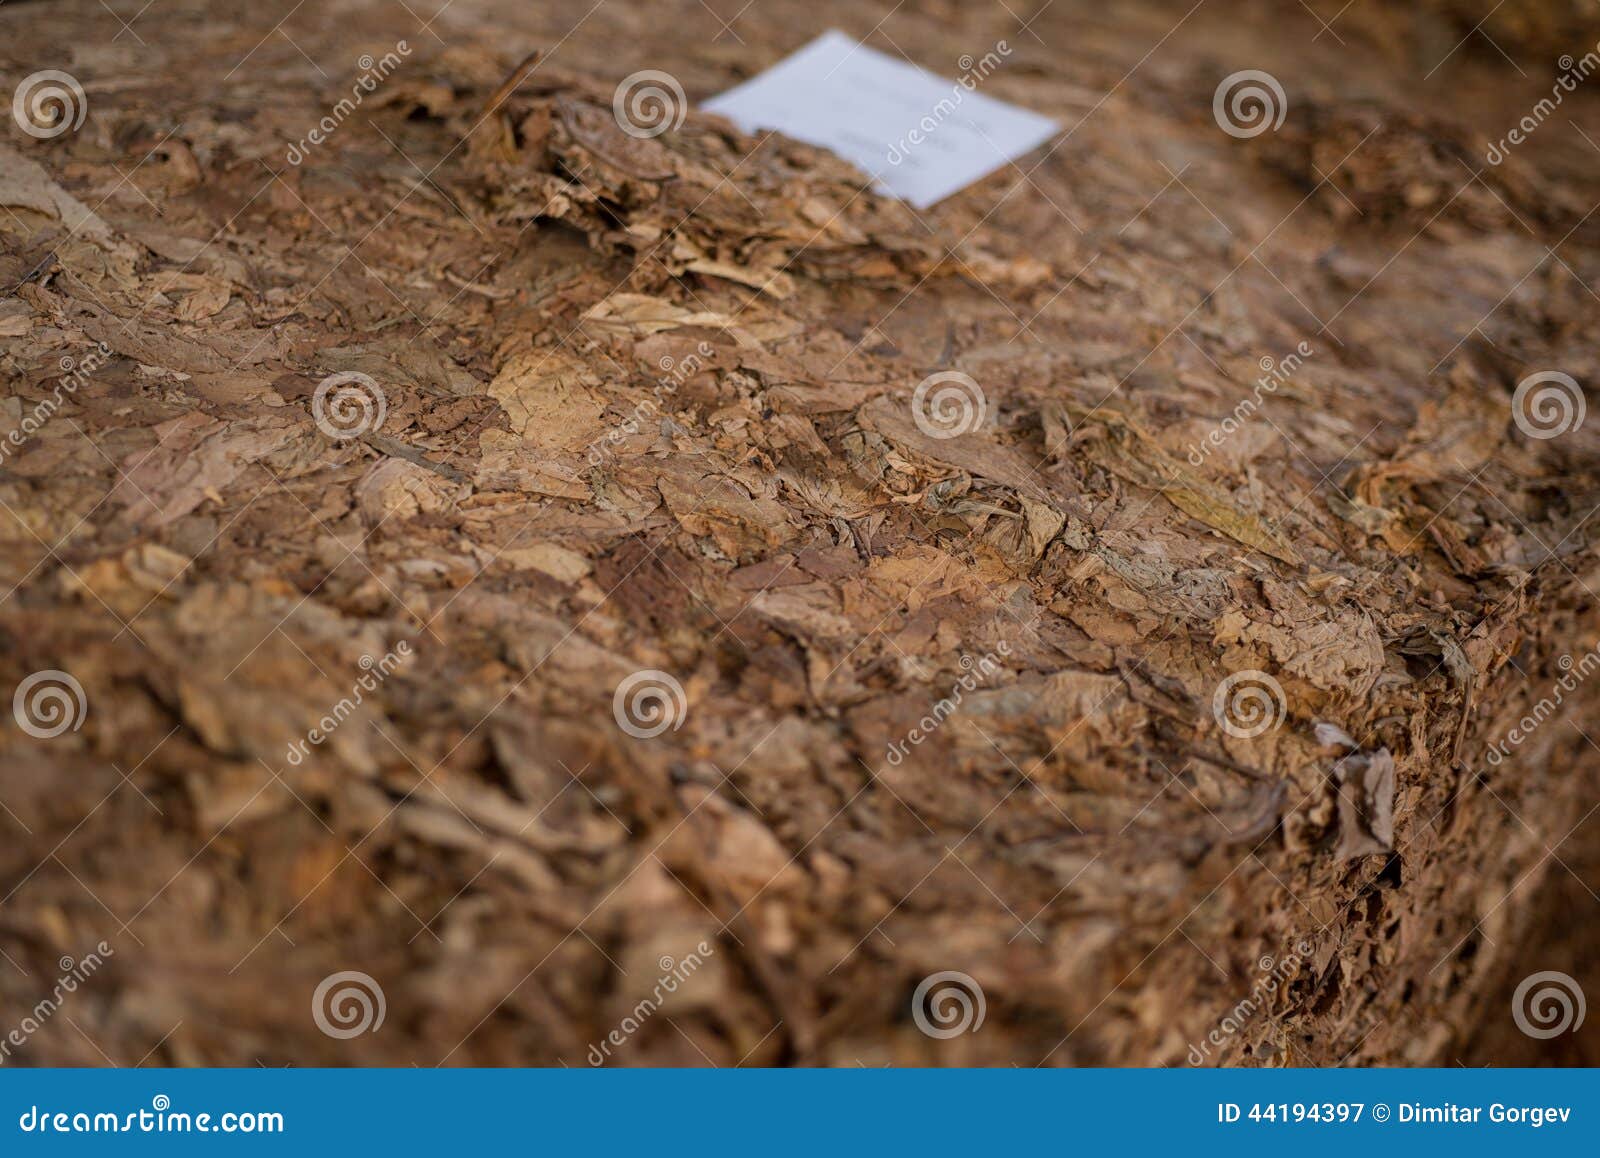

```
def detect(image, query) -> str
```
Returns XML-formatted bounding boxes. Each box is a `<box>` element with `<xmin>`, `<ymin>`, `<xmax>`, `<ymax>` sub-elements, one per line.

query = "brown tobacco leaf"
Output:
<box><xmin>856</xmin><ymin>396</ymin><xmax>1064</xmax><ymax>503</ymax></box>
<box><xmin>487</xmin><ymin>349</ymin><xmax>607</xmax><ymax>448</ymax></box>
<box><xmin>656</xmin><ymin>469</ymin><xmax>795</xmax><ymax>562</ymax></box>
<box><xmin>6</xmin><ymin>4</ymin><xmax>1599</xmax><ymax>1071</ymax></box>
<box><xmin>1251</xmin><ymin>99</ymin><xmax>1582</xmax><ymax>230</ymax></box>
<box><xmin>582</xmin><ymin>292</ymin><xmax>801</xmax><ymax>345</ymax></box>
<box><xmin>583</xmin><ymin>293</ymin><xmax>739</xmax><ymax>336</ymax></box>
<box><xmin>1075</xmin><ymin>406</ymin><xmax>1304</xmax><ymax>566</ymax></box>
<box><xmin>1333</xmin><ymin>748</ymin><xmax>1396</xmax><ymax>860</ymax></box>
<box><xmin>1325</xmin><ymin>489</ymin><xmax>1399</xmax><ymax>537</ymax></box>
<box><xmin>468</xmin><ymin>64</ymin><xmax>948</xmax><ymax>289</ymax></box>
<box><xmin>112</xmin><ymin>412</ymin><xmax>299</xmax><ymax>529</ymax></box>
<box><xmin>0</xmin><ymin>144</ymin><xmax>117</xmax><ymax>244</ymax></box>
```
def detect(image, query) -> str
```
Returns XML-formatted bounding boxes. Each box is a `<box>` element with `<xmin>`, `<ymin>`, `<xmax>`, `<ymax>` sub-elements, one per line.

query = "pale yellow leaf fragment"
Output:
<box><xmin>487</xmin><ymin>350</ymin><xmax>608</xmax><ymax>451</ymax></box>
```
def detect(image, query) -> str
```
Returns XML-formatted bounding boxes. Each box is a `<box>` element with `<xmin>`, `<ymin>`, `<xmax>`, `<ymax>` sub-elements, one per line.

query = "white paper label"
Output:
<box><xmin>702</xmin><ymin>30</ymin><xmax>1058</xmax><ymax>210</ymax></box>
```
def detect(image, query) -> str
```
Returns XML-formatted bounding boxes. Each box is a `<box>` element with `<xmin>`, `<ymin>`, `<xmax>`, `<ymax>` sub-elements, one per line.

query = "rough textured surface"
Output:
<box><xmin>2</xmin><ymin>0</ymin><xmax>1598</xmax><ymax>1066</ymax></box>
